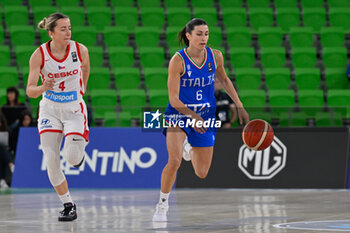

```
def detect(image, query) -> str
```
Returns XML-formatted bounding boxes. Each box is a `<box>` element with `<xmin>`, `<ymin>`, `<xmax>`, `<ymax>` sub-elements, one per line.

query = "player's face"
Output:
<box><xmin>51</xmin><ymin>18</ymin><xmax>71</xmax><ymax>45</ymax></box>
<box><xmin>187</xmin><ymin>25</ymin><xmax>209</xmax><ymax>50</ymax></box>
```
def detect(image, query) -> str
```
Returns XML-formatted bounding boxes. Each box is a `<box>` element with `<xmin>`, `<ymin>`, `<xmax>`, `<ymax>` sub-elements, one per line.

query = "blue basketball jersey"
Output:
<box><xmin>166</xmin><ymin>46</ymin><xmax>217</xmax><ymax>117</ymax></box>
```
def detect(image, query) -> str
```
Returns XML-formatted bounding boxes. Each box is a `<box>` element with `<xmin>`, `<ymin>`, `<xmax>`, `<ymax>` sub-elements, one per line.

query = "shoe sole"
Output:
<box><xmin>58</xmin><ymin>215</ymin><xmax>77</xmax><ymax>222</ymax></box>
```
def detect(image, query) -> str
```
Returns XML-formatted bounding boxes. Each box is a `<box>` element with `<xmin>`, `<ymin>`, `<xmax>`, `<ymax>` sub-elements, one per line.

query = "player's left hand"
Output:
<box><xmin>237</xmin><ymin>107</ymin><xmax>249</xmax><ymax>125</ymax></box>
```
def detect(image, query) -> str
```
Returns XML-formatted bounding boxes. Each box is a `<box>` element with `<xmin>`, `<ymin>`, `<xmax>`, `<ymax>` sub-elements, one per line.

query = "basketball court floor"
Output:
<box><xmin>0</xmin><ymin>188</ymin><xmax>350</xmax><ymax>233</ymax></box>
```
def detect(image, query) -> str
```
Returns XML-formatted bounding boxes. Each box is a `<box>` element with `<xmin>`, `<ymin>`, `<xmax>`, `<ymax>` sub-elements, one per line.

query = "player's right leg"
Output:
<box><xmin>40</xmin><ymin>132</ymin><xmax>77</xmax><ymax>221</ymax></box>
<box><xmin>153</xmin><ymin>127</ymin><xmax>186</xmax><ymax>222</ymax></box>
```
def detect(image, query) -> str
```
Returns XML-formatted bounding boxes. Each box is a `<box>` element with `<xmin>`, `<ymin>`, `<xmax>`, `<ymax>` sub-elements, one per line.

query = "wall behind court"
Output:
<box><xmin>12</xmin><ymin>127</ymin><xmax>168</xmax><ymax>188</ymax></box>
<box><xmin>176</xmin><ymin>128</ymin><xmax>350</xmax><ymax>189</ymax></box>
<box><xmin>12</xmin><ymin>127</ymin><xmax>350</xmax><ymax>189</ymax></box>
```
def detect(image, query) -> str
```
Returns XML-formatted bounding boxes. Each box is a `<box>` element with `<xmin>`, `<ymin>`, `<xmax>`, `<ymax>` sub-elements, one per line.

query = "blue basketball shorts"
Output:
<box><xmin>163</xmin><ymin>108</ymin><xmax>217</xmax><ymax>147</ymax></box>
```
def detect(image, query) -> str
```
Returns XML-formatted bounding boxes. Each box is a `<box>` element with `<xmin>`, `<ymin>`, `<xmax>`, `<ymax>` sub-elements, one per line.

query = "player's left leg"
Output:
<box><xmin>186</xmin><ymin>125</ymin><xmax>216</xmax><ymax>178</ymax></box>
<box><xmin>62</xmin><ymin>101</ymin><xmax>89</xmax><ymax>168</ymax></box>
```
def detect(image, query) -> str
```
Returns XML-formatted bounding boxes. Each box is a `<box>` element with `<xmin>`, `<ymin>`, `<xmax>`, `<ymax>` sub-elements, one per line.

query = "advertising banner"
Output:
<box><xmin>176</xmin><ymin>128</ymin><xmax>349</xmax><ymax>189</ymax></box>
<box><xmin>12</xmin><ymin>128</ymin><xmax>168</xmax><ymax>188</ymax></box>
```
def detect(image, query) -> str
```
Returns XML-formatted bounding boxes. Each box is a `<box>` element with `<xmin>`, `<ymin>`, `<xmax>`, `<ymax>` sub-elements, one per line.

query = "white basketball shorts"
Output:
<box><xmin>37</xmin><ymin>98</ymin><xmax>89</xmax><ymax>141</ymax></box>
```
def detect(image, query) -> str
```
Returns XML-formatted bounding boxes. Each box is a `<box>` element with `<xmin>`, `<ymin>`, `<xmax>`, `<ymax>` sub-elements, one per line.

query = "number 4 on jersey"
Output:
<box><xmin>59</xmin><ymin>81</ymin><xmax>66</xmax><ymax>91</ymax></box>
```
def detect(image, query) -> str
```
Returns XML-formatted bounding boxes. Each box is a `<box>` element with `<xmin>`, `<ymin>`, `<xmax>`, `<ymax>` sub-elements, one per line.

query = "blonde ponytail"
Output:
<box><xmin>37</xmin><ymin>17</ymin><xmax>47</xmax><ymax>30</ymax></box>
<box><xmin>37</xmin><ymin>13</ymin><xmax>68</xmax><ymax>32</ymax></box>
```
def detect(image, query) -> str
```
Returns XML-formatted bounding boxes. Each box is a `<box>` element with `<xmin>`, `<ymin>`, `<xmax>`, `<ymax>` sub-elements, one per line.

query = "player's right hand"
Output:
<box><xmin>193</xmin><ymin>114</ymin><xmax>207</xmax><ymax>134</ymax></box>
<box><xmin>41</xmin><ymin>78</ymin><xmax>55</xmax><ymax>92</ymax></box>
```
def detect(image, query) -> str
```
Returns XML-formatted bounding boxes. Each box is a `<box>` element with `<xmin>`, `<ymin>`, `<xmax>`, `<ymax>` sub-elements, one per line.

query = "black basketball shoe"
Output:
<box><xmin>58</xmin><ymin>202</ymin><xmax>77</xmax><ymax>221</ymax></box>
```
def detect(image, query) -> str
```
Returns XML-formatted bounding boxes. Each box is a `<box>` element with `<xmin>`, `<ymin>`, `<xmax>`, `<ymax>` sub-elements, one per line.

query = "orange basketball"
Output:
<box><xmin>242</xmin><ymin>119</ymin><xmax>274</xmax><ymax>151</ymax></box>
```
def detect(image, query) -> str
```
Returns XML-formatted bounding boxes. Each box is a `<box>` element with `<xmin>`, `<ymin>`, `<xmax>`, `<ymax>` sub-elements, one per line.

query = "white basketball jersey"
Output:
<box><xmin>39</xmin><ymin>40</ymin><xmax>84</xmax><ymax>103</ymax></box>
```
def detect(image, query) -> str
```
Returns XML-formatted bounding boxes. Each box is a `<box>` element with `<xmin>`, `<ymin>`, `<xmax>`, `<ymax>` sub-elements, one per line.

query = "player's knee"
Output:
<box><xmin>42</xmin><ymin>146</ymin><xmax>65</xmax><ymax>186</ymax></box>
<box><xmin>64</xmin><ymin>135</ymin><xmax>85</xmax><ymax>167</ymax></box>
<box><xmin>65</xmin><ymin>145</ymin><xmax>85</xmax><ymax>167</ymax></box>
<box><xmin>42</xmin><ymin>146</ymin><xmax>58</xmax><ymax>169</ymax></box>
<box><xmin>167</xmin><ymin>157</ymin><xmax>182</xmax><ymax>170</ymax></box>
<box><xmin>195</xmin><ymin>169</ymin><xmax>209</xmax><ymax>179</ymax></box>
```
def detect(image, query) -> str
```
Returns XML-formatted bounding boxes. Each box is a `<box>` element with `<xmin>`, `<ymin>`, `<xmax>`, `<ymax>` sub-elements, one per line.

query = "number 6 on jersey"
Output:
<box><xmin>196</xmin><ymin>90</ymin><xmax>202</xmax><ymax>100</ymax></box>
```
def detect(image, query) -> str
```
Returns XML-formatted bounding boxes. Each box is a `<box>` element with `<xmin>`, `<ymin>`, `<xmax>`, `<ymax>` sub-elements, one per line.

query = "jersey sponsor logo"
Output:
<box><xmin>181</xmin><ymin>74</ymin><xmax>215</xmax><ymax>87</ymax></box>
<box><xmin>40</xmin><ymin>119</ymin><xmax>50</xmax><ymax>125</ymax></box>
<box><xmin>47</xmin><ymin>69</ymin><xmax>79</xmax><ymax>78</ymax></box>
<box><xmin>71</xmin><ymin>51</ymin><xmax>78</xmax><ymax>62</ymax></box>
<box><xmin>44</xmin><ymin>90</ymin><xmax>78</xmax><ymax>103</ymax></box>
<box><xmin>185</xmin><ymin>102</ymin><xmax>211</xmax><ymax>112</ymax></box>
<box><xmin>187</xmin><ymin>71</ymin><xmax>192</xmax><ymax>77</ymax></box>
<box><xmin>39</xmin><ymin>118</ymin><xmax>52</xmax><ymax>130</ymax></box>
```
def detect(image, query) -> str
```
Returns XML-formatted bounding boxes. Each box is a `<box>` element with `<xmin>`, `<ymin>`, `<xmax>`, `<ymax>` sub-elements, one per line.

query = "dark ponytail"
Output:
<box><xmin>177</xmin><ymin>18</ymin><xmax>208</xmax><ymax>47</ymax></box>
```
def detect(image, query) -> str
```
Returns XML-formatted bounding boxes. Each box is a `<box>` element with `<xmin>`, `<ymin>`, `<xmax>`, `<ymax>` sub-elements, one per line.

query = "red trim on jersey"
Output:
<box><xmin>46</xmin><ymin>40</ymin><xmax>71</xmax><ymax>63</ymax></box>
<box><xmin>66</xmin><ymin>132</ymin><xmax>89</xmax><ymax>141</ymax></box>
<box><xmin>69</xmin><ymin>101</ymin><xmax>89</xmax><ymax>141</ymax></box>
<box><xmin>37</xmin><ymin>107</ymin><xmax>40</xmax><ymax>137</ymax></box>
<box><xmin>39</xmin><ymin>46</ymin><xmax>45</xmax><ymax>70</ymax></box>
<box><xmin>79</xmin><ymin>69</ymin><xmax>85</xmax><ymax>96</ymax></box>
<box><xmin>80</xmin><ymin>102</ymin><xmax>87</xmax><ymax>128</ymax></box>
<box><xmin>39</xmin><ymin>129</ymin><xmax>63</xmax><ymax>135</ymax></box>
<box><xmin>40</xmin><ymin>71</ymin><xmax>45</xmax><ymax>83</ymax></box>
<box><xmin>75</xmin><ymin>41</ymin><xmax>83</xmax><ymax>63</ymax></box>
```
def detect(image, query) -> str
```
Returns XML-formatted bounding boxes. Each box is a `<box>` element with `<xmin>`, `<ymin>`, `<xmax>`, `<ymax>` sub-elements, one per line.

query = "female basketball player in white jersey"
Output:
<box><xmin>26</xmin><ymin>13</ymin><xmax>90</xmax><ymax>221</ymax></box>
<box><xmin>152</xmin><ymin>18</ymin><xmax>249</xmax><ymax>222</ymax></box>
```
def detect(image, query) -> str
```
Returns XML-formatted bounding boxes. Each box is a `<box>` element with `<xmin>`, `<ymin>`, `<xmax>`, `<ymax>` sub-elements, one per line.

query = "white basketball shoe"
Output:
<box><xmin>152</xmin><ymin>202</ymin><xmax>169</xmax><ymax>222</ymax></box>
<box><xmin>0</xmin><ymin>179</ymin><xmax>9</xmax><ymax>188</ymax></box>
<box><xmin>182</xmin><ymin>138</ymin><xmax>192</xmax><ymax>161</ymax></box>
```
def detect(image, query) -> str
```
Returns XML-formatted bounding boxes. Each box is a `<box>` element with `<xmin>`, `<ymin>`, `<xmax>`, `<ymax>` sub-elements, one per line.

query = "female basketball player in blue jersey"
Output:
<box><xmin>153</xmin><ymin>18</ymin><xmax>249</xmax><ymax>222</ymax></box>
<box><xmin>26</xmin><ymin>13</ymin><xmax>90</xmax><ymax>222</ymax></box>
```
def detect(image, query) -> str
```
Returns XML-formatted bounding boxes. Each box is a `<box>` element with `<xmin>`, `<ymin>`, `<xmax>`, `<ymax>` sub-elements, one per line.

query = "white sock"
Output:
<box><xmin>159</xmin><ymin>191</ymin><xmax>170</xmax><ymax>205</ymax></box>
<box><xmin>59</xmin><ymin>191</ymin><xmax>73</xmax><ymax>204</ymax></box>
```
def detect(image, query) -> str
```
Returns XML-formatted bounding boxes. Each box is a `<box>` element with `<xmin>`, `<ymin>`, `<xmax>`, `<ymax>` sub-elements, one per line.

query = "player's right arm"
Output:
<box><xmin>26</xmin><ymin>48</ymin><xmax>54</xmax><ymax>98</ymax></box>
<box><xmin>168</xmin><ymin>54</ymin><xmax>206</xmax><ymax>134</ymax></box>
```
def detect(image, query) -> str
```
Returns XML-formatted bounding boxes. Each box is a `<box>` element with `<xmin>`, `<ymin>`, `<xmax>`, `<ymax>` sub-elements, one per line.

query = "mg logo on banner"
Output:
<box><xmin>238</xmin><ymin>136</ymin><xmax>287</xmax><ymax>180</ymax></box>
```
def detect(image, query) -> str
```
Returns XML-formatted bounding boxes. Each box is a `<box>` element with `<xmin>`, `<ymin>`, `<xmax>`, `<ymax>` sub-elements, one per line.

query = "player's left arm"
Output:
<box><xmin>78</xmin><ymin>43</ymin><xmax>90</xmax><ymax>92</ymax></box>
<box><xmin>213</xmin><ymin>49</ymin><xmax>249</xmax><ymax>125</ymax></box>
